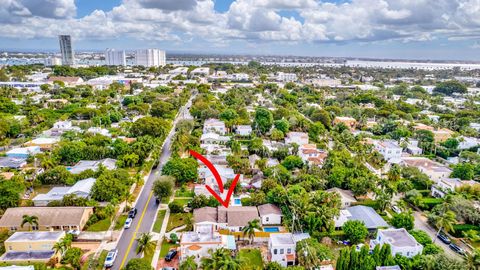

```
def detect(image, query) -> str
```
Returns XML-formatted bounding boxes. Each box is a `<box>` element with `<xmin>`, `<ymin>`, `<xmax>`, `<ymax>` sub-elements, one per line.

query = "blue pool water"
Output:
<box><xmin>263</xmin><ymin>227</ymin><xmax>280</xmax><ymax>232</ymax></box>
<box><xmin>234</xmin><ymin>199</ymin><xmax>241</xmax><ymax>205</ymax></box>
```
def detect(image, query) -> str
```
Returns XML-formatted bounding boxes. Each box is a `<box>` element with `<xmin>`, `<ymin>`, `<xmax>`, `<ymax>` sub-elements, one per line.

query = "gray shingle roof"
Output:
<box><xmin>347</xmin><ymin>205</ymin><xmax>388</xmax><ymax>229</ymax></box>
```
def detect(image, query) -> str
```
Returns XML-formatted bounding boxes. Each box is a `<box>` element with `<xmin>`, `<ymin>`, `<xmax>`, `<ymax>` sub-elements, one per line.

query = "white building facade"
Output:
<box><xmin>135</xmin><ymin>49</ymin><xmax>166</xmax><ymax>67</ymax></box>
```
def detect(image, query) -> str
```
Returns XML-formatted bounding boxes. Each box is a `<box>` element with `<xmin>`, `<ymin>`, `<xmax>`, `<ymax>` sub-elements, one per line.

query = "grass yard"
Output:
<box><xmin>114</xmin><ymin>214</ymin><xmax>128</xmax><ymax>230</ymax></box>
<box><xmin>166</xmin><ymin>213</ymin><xmax>192</xmax><ymax>232</ymax></box>
<box><xmin>153</xmin><ymin>210</ymin><xmax>167</xmax><ymax>233</ymax></box>
<box><xmin>238</xmin><ymin>249</ymin><xmax>263</xmax><ymax>269</ymax></box>
<box><xmin>85</xmin><ymin>219</ymin><xmax>111</xmax><ymax>232</ymax></box>
<box><xmin>81</xmin><ymin>250</ymin><xmax>108</xmax><ymax>270</ymax></box>
<box><xmin>175</xmin><ymin>189</ymin><xmax>194</xmax><ymax>197</ymax></box>
<box><xmin>173</xmin><ymin>198</ymin><xmax>191</xmax><ymax>207</ymax></box>
<box><xmin>160</xmin><ymin>239</ymin><xmax>179</xmax><ymax>257</ymax></box>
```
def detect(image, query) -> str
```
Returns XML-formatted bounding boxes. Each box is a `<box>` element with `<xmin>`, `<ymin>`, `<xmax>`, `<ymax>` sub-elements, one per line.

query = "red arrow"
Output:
<box><xmin>190</xmin><ymin>150</ymin><xmax>224</xmax><ymax>193</ymax></box>
<box><xmin>190</xmin><ymin>150</ymin><xmax>239</xmax><ymax>208</ymax></box>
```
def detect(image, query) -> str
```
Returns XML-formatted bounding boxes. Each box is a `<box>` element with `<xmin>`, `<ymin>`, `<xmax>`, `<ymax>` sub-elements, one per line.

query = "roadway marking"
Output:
<box><xmin>119</xmin><ymin>191</ymin><xmax>154</xmax><ymax>269</ymax></box>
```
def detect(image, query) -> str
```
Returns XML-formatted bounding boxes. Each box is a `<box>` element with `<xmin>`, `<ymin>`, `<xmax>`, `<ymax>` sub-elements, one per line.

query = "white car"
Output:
<box><xmin>104</xmin><ymin>249</ymin><xmax>118</xmax><ymax>268</ymax></box>
<box><xmin>392</xmin><ymin>205</ymin><xmax>402</xmax><ymax>214</ymax></box>
<box><xmin>124</xmin><ymin>218</ymin><xmax>133</xmax><ymax>229</ymax></box>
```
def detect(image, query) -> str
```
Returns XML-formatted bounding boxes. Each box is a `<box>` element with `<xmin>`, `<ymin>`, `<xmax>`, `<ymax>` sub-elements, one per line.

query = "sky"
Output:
<box><xmin>1</xmin><ymin>0</ymin><xmax>480</xmax><ymax>61</ymax></box>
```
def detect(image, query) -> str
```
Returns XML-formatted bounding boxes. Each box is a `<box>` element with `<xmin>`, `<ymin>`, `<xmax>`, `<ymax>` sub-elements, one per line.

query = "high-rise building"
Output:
<box><xmin>105</xmin><ymin>49</ymin><xmax>126</xmax><ymax>66</ymax></box>
<box><xmin>44</xmin><ymin>56</ymin><xmax>62</xmax><ymax>66</ymax></box>
<box><xmin>58</xmin><ymin>35</ymin><xmax>74</xmax><ymax>66</ymax></box>
<box><xmin>135</xmin><ymin>49</ymin><xmax>166</xmax><ymax>67</ymax></box>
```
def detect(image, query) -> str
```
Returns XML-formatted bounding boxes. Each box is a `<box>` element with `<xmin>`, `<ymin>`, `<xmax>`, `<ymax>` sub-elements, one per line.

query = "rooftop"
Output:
<box><xmin>270</xmin><ymin>233</ymin><xmax>295</xmax><ymax>246</ymax></box>
<box><xmin>0</xmin><ymin>251</ymin><xmax>54</xmax><ymax>261</ymax></box>
<box><xmin>378</xmin><ymin>228</ymin><xmax>420</xmax><ymax>248</ymax></box>
<box><xmin>0</xmin><ymin>207</ymin><xmax>93</xmax><ymax>228</ymax></box>
<box><xmin>346</xmin><ymin>205</ymin><xmax>388</xmax><ymax>229</ymax></box>
<box><xmin>7</xmin><ymin>231</ymin><xmax>64</xmax><ymax>242</ymax></box>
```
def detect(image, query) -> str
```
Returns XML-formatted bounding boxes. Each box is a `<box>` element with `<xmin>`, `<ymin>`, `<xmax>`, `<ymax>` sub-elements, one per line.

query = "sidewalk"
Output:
<box><xmin>151</xmin><ymin>194</ymin><xmax>175</xmax><ymax>268</ymax></box>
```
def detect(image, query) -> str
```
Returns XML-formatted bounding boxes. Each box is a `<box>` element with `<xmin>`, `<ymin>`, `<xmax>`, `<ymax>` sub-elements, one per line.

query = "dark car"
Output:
<box><xmin>165</xmin><ymin>249</ymin><xmax>178</xmax><ymax>261</ymax></box>
<box><xmin>128</xmin><ymin>208</ymin><xmax>138</xmax><ymax>218</ymax></box>
<box><xmin>437</xmin><ymin>233</ymin><xmax>451</xmax><ymax>244</ymax></box>
<box><xmin>449</xmin><ymin>243</ymin><xmax>466</xmax><ymax>256</ymax></box>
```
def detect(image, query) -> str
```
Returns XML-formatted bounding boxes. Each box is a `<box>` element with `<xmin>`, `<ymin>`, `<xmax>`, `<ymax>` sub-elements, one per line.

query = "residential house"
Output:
<box><xmin>45</xmin><ymin>120</ymin><xmax>81</xmax><ymax>137</ymax></box>
<box><xmin>179</xmin><ymin>232</ymin><xmax>235</xmax><ymax>263</ymax></box>
<box><xmin>372</xmin><ymin>140</ymin><xmax>402</xmax><ymax>161</ymax></box>
<box><xmin>431</xmin><ymin>178</ymin><xmax>478</xmax><ymax>198</ymax></box>
<box><xmin>401</xmin><ymin>157</ymin><xmax>452</xmax><ymax>183</ymax></box>
<box><xmin>193</xmin><ymin>206</ymin><xmax>260</xmax><ymax>232</ymax></box>
<box><xmin>235</xmin><ymin>125</ymin><xmax>252</xmax><ymax>136</ymax></box>
<box><xmin>334</xmin><ymin>117</ymin><xmax>357</xmax><ymax>130</ymax></box>
<box><xmin>413</xmin><ymin>124</ymin><xmax>454</xmax><ymax>142</ymax></box>
<box><xmin>203</xmin><ymin>119</ymin><xmax>226</xmax><ymax>135</ymax></box>
<box><xmin>200</xmin><ymin>132</ymin><xmax>230</xmax><ymax>145</ymax></box>
<box><xmin>24</xmin><ymin>138</ymin><xmax>60</xmax><ymax>150</ymax></box>
<box><xmin>0</xmin><ymin>157</ymin><xmax>27</xmax><ymax>169</ymax></box>
<box><xmin>32</xmin><ymin>178</ymin><xmax>96</xmax><ymax>206</ymax></box>
<box><xmin>87</xmin><ymin>127</ymin><xmax>112</xmax><ymax>137</ymax></box>
<box><xmin>405</xmin><ymin>140</ymin><xmax>422</xmax><ymax>155</ymax></box>
<box><xmin>326</xmin><ymin>188</ymin><xmax>357</xmax><ymax>209</ymax></box>
<box><xmin>370</xmin><ymin>228</ymin><xmax>423</xmax><ymax>258</ymax></box>
<box><xmin>269</xmin><ymin>233</ymin><xmax>296</xmax><ymax>267</ymax></box>
<box><xmin>68</xmin><ymin>158</ymin><xmax>117</xmax><ymax>174</ymax></box>
<box><xmin>47</xmin><ymin>76</ymin><xmax>84</xmax><ymax>86</ymax></box>
<box><xmin>6</xmin><ymin>147</ymin><xmax>41</xmax><ymax>159</ymax></box>
<box><xmin>285</xmin><ymin>132</ymin><xmax>309</xmax><ymax>146</ymax></box>
<box><xmin>198</xmin><ymin>165</ymin><xmax>239</xmax><ymax>188</ymax></box>
<box><xmin>457</xmin><ymin>136</ymin><xmax>480</xmax><ymax>150</ymax></box>
<box><xmin>0</xmin><ymin>207</ymin><xmax>93</xmax><ymax>231</ymax></box>
<box><xmin>298</xmin><ymin>144</ymin><xmax>328</xmax><ymax>167</ymax></box>
<box><xmin>334</xmin><ymin>206</ymin><xmax>388</xmax><ymax>230</ymax></box>
<box><xmin>0</xmin><ymin>231</ymin><xmax>65</xmax><ymax>263</ymax></box>
<box><xmin>258</xmin><ymin>204</ymin><xmax>282</xmax><ymax>225</ymax></box>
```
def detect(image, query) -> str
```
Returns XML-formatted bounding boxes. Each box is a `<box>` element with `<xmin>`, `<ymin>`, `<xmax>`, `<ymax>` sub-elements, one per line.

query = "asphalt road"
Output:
<box><xmin>112</xmin><ymin>95</ymin><xmax>195</xmax><ymax>270</ymax></box>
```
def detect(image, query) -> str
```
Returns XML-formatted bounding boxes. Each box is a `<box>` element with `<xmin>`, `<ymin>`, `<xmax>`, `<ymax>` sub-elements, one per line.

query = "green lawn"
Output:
<box><xmin>153</xmin><ymin>210</ymin><xmax>167</xmax><ymax>233</ymax></box>
<box><xmin>160</xmin><ymin>240</ymin><xmax>179</xmax><ymax>257</ymax></box>
<box><xmin>173</xmin><ymin>198</ymin><xmax>191</xmax><ymax>207</ymax></box>
<box><xmin>85</xmin><ymin>219</ymin><xmax>111</xmax><ymax>232</ymax></box>
<box><xmin>175</xmin><ymin>189</ymin><xmax>194</xmax><ymax>197</ymax></box>
<box><xmin>166</xmin><ymin>213</ymin><xmax>192</xmax><ymax>232</ymax></box>
<box><xmin>238</xmin><ymin>249</ymin><xmax>263</xmax><ymax>269</ymax></box>
<box><xmin>81</xmin><ymin>250</ymin><xmax>108</xmax><ymax>270</ymax></box>
<box><xmin>114</xmin><ymin>214</ymin><xmax>128</xmax><ymax>230</ymax></box>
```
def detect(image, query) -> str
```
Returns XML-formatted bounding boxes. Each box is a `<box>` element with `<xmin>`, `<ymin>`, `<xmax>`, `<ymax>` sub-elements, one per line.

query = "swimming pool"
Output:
<box><xmin>233</xmin><ymin>198</ymin><xmax>242</xmax><ymax>205</ymax></box>
<box><xmin>263</xmin><ymin>227</ymin><xmax>280</xmax><ymax>233</ymax></box>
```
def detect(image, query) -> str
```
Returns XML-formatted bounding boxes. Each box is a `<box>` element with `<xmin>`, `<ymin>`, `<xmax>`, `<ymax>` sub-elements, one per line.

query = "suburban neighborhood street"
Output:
<box><xmin>113</xmin><ymin>95</ymin><xmax>195</xmax><ymax>270</ymax></box>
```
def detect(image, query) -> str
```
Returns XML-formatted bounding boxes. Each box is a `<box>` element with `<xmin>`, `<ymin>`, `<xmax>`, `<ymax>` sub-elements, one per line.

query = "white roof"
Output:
<box><xmin>270</xmin><ymin>233</ymin><xmax>295</xmax><ymax>246</ymax></box>
<box><xmin>6</xmin><ymin>146</ymin><xmax>41</xmax><ymax>155</ymax></box>
<box><xmin>28</xmin><ymin>137</ymin><xmax>60</xmax><ymax>144</ymax></box>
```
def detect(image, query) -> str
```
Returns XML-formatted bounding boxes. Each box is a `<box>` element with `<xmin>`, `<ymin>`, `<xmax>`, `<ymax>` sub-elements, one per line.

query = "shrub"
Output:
<box><xmin>168</xmin><ymin>201</ymin><xmax>184</xmax><ymax>213</ymax></box>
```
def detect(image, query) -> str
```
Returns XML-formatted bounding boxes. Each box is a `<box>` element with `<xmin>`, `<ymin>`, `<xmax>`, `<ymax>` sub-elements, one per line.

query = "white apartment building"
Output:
<box><xmin>373</xmin><ymin>140</ymin><xmax>402</xmax><ymax>161</ymax></box>
<box><xmin>135</xmin><ymin>49</ymin><xmax>166</xmax><ymax>67</ymax></box>
<box><xmin>371</xmin><ymin>228</ymin><xmax>423</xmax><ymax>258</ymax></box>
<box><xmin>105</xmin><ymin>49</ymin><xmax>126</xmax><ymax>66</ymax></box>
<box><xmin>276</xmin><ymin>72</ymin><xmax>297</xmax><ymax>82</ymax></box>
<box><xmin>203</xmin><ymin>118</ymin><xmax>226</xmax><ymax>135</ymax></box>
<box><xmin>269</xmin><ymin>233</ymin><xmax>296</xmax><ymax>267</ymax></box>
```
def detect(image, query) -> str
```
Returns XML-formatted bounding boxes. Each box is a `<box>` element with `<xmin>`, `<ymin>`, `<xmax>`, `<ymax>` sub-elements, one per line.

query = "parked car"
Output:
<box><xmin>104</xmin><ymin>249</ymin><xmax>118</xmax><ymax>268</ymax></box>
<box><xmin>391</xmin><ymin>205</ymin><xmax>402</xmax><ymax>214</ymax></box>
<box><xmin>128</xmin><ymin>208</ymin><xmax>138</xmax><ymax>218</ymax></box>
<box><xmin>165</xmin><ymin>249</ymin><xmax>178</xmax><ymax>261</ymax></box>
<box><xmin>161</xmin><ymin>268</ymin><xmax>177</xmax><ymax>270</ymax></box>
<box><xmin>67</xmin><ymin>229</ymin><xmax>80</xmax><ymax>236</ymax></box>
<box><xmin>449</xmin><ymin>243</ymin><xmax>466</xmax><ymax>256</ymax></box>
<box><xmin>437</xmin><ymin>233</ymin><xmax>451</xmax><ymax>244</ymax></box>
<box><xmin>124</xmin><ymin>217</ymin><xmax>133</xmax><ymax>229</ymax></box>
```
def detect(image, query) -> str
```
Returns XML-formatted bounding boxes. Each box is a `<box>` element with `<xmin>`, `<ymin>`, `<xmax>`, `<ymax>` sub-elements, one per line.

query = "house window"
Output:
<box><xmin>273</xmin><ymin>249</ymin><xmax>277</xmax><ymax>255</ymax></box>
<box><xmin>266</xmin><ymin>217</ymin><xmax>269</xmax><ymax>222</ymax></box>
<box><xmin>10</xmin><ymin>227</ymin><xmax>17</xmax><ymax>231</ymax></box>
<box><xmin>280</xmin><ymin>249</ymin><xmax>284</xmax><ymax>255</ymax></box>
<box><xmin>287</xmin><ymin>248</ymin><xmax>291</xmax><ymax>254</ymax></box>
<box><xmin>8</xmin><ymin>246</ymin><xmax>12</xmax><ymax>251</ymax></box>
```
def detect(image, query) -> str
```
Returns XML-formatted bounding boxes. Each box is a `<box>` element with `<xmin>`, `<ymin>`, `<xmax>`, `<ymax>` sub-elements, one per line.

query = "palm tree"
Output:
<box><xmin>20</xmin><ymin>215</ymin><xmax>39</xmax><ymax>231</ymax></box>
<box><xmin>180</xmin><ymin>256</ymin><xmax>198</xmax><ymax>270</ymax></box>
<box><xmin>123</xmin><ymin>190</ymin><xmax>134</xmax><ymax>212</ymax></box>
<box><xmin>241</xmin><ymin>219</ymin><xmax>261</xmax><ymax>244</ymax></box>
<box><xmin>201</xmin><ymin>249</ymin><xmax>240</xmax><ymax>270</ymax></box>
<box><xmin>433</xmin><ymin>210</ymin><xmax>456</xmax><ymax>243</ymax></box>
<box><xmin>52</xmin><ymin>241</ymin><xmax>66</xmax><ymax>256</ymax></box>
<box><xmin>135</xmin><ymin>233</ymin><xmax>155</xmax><ymax>255</ymax></box>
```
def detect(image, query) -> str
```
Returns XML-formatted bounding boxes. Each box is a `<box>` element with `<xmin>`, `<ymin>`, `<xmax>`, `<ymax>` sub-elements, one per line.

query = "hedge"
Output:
<box><xmin>451</xmin><ymin>224</ymin><xmax>480</xmax><ymax>237</ymax></box>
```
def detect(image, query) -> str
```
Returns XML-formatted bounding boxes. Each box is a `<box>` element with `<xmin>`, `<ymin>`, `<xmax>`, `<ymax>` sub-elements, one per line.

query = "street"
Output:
<box><xmin>412</xmin><ymin>211</ymin><xmax>460</xmax><ymax>258</ymax></box>
<box><xmin>112</xmin><ymin>94</ymin><xmax>195</xmax><ymax>270</ymax></box>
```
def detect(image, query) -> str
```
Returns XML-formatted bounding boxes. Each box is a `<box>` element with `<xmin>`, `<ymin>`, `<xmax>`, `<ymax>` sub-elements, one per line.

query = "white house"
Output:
<box><xmin>370</xmin><ymin>228</ymin><xmax>423</xmax><ymax>258</ymax></box>
<box><xmin>32</xmin><ymin>178</ymin><xmax>96</xmax><ymax>206</ymax></box>
<box><xmin>285</xmin><ymin>132</ymin><xmax>308</xmax><ymax>146</ymax></box>
<box><xmin>276</xmin><ymin>72</ymin><xmax>297</xmax><ymax>82</ymax></box>
<box><xmin>400</xmin><ymin>157</ymin><xmax>452</xmax><ymax>183</ymax></box>
<box><xmin>87</xmin><ymin>127</ymin><xmax>111</xmax><ymax>137</ymax></box>
<box><xmin>268</xmin><ymin>233</ymin><xmax>296</xmax><ymax>267</ymax></box>
<box><xmin>203</xmin><ymin>119</ymin><xmax>226</xmax><ymax>135</ymax></box>
<box><xmin>200</xmin><ymin>132</ymin><xmax>230</xmax><ymax>145</ymax></box>
<box><xmin>179</xmin><ymin>232</ymin><xmax>235</xmax><ymax>263</ymax></box>
<box><xmin>326</xmin><ymin>188</ymin><xmax>357</xmax><ymax>209</ymax></box>
<box><xmin>431</xmin><ymin>178</ymin><xmax>478</xmax><ymax>198</ymax></box>
<box><xmin>373</xmin><ymin>140</ymin><xmax>402</xmax><ymax>161</ymax></box>
<box><xmin>6</xmin><ymin>147</ymin><xmax>41</xmax><ymax>159</ymax></box>
<box><xmin>68</xmin><ymin>159</ymin><xmax>117</xmax><ymax>175</ymax></box>
<box><xmin>406</xmin><ymin>140</ymin><xmax>422</xmax><ymax>155</ymax></box>
<box><xmin>258</xmin><ymin>204</ymin><xmax>282</xmax><ymax>225</ymax></box>
<box><xmin>235</xmin><ymin>125</ymin><xmax>252</xmax><ymax>136</ymax></box>
<box><xmin>457</xmin><ymin>136</ymin><xmax>480</xmax><ymax>150</ymax></box>
<box><xmin>193</xmin><ymin>206</ymin><xmax>260</xmax><ymax>233</ymax></box>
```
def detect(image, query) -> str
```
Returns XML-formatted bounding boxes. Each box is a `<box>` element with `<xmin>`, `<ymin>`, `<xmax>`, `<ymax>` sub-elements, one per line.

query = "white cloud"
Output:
<box><xmin>1</xmin><ymin>0</ymin><xmax>480</xmax><ymax>48</ymax></box>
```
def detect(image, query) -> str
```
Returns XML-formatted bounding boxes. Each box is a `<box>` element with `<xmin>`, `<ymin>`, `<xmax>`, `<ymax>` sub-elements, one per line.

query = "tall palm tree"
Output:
<box><xmin>433</xmin><ymin>210</ymin><xmax>456</xmax><ymax>243</ymax></box>
<box><xmin>201</xmin><ymin>249</ymin><xmax>239</xmax><ymax>270</ymax></box>
<box><xmin>241</xmin><ymin>219</ymin><xmax>261</xmax><ymax>244</ymax></box>
<box><xmin>180</xmin><ymin>256</ymin><xmax>198</xmax><ymax>270</ymax></box>
<box><xmin>52</xmin><ymin>241</ymin><xmax>66</xmax><ymax>256</ymax></box>
<box><xmin>20</xmin><ymin>215</ymin><xmax>39</xmax><ymax>231</ymax></box>
<box><xmin>135</xmin><ymin>233</ymin><xmax>155</xmax><ymax>255</ymax></box>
